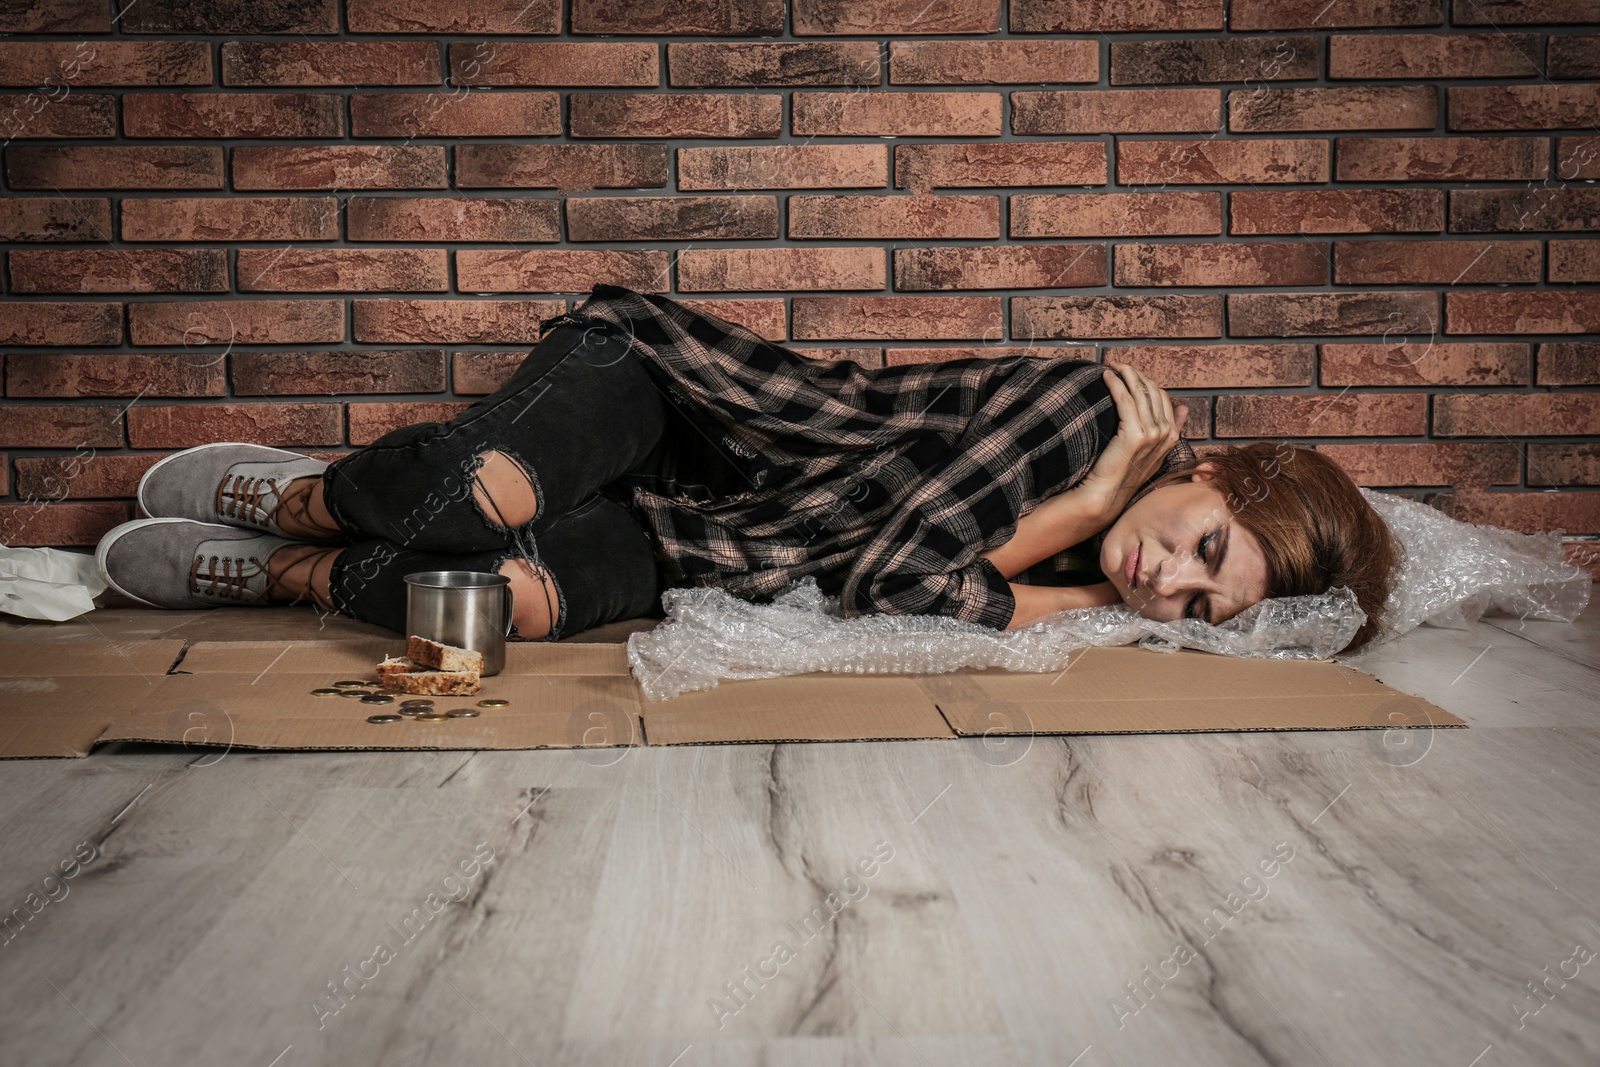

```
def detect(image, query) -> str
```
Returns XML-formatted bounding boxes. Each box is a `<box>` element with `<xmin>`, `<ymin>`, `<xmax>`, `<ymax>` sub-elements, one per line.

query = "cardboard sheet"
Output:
<box><xmin>0</xmin><ymin>638</ymin><xmax>1464</xmax><ymax>759</ymax></box>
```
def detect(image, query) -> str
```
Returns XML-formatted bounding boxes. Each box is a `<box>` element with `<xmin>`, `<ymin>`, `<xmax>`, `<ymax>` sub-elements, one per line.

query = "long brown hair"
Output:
<box><xmin>1125</xmin><ymin>442</ymin><xmax>1404</xmax><ymax>655</ymax></box>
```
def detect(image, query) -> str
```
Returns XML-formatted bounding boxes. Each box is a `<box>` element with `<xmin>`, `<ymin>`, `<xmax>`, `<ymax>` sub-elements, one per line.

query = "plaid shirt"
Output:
<box><xmin>560</xmin><ymin>284</ymin><xmax>1197</xmax><ymax>630</ymax></box>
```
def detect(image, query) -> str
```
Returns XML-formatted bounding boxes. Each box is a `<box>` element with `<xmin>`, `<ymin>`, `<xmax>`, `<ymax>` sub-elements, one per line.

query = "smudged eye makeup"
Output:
<box><xmin>1184</xmin><ymin>528</ymin><xmax>1218</xmax><ymax>622</ymax></box>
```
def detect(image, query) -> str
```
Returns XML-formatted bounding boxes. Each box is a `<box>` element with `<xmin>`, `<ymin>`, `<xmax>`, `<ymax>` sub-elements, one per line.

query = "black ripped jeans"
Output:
<box><xmin>320</xmin><ymin>317</ymin><xmax>683</xmax><ymax>641</ymax></box>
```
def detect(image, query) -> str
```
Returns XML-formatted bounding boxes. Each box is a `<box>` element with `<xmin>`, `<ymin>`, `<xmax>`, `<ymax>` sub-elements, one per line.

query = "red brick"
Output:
<box><xmin>1454</xmin><ymin>0</ymin><xmax>1599</xmax><ymax>25</ymax></box>
<box><xmin>1450</xmin><ymin>189</ymin><xmax>1600</xmax><ymax>233</ymax></box>
<box><xmin>6</xmin><ymin>352</ymin><xmax>225</xmax><ymax>397</ymax></box>
<box><xmin>1550</xmin><ymin>240</ymin><xmax>1600</xmax><ymax>282</ymax></box>
<box><xmin>886</xmin><ymin>345</ymin><xmax>1092</xmax><ymax>367</ymax></box>
<box><xmin>222</xmin><ymin>41</ymin><xmax>441</xmax><ymax>86</ymax></box>
<box><xmin>679</xmin><ymin>145</ymin><xmax>887</xmax><ymax>191</ymax></box>
<box><xmin>0</xmin><ymin>303</ymin><xmax>121</xmax><ymax>346</ymax></box>
<box><xmin>129</xmin><ymin>300</ymin><xmax>345</xmax><ymax>346</ymax></box>
<box><xmin>0</xmin><ymin>43</ymin><xmax>211</xmax><ymax>87</ymax></box>
<box><xmin>1538</xmin><ymin>342</ymin><xmax>1600</xmax><ymax>386</ymax></box>
<box><xmin>1319</xmin><ymin>342</ymin><xmax>1530</xmax><ymax>386</ymax></box>
<box><xmin>14</xmin><ymin>454</ymin><xmax>165</xmax><ymax>500</ymax></box>
<box><xmin>567</xmin><ymin>196</ymin><xmax>778</xmax><ymax>241</ymax></box>
<box><xmin>1110</xmin><ymin>37</ymin><xmax>1318</xmax><ymax>85</ymax></box>
<box><xmin>896</xmin><ymin>245</ymin><xmax>1105</xmax><ymax>290</ymax></box>
<box><xmin>351</xmin><ymin>92</ymin><xmax>560</xmax><ymax>137</ymax></box>
<box><xmin>795</xmin><ymin>91</ymin><xmax>1003</xmax><ymax>136</ymax></box>
<box><xmin>1449</xmin><ymin>86</ymin><xmax>1600</xmax><ymax>131</ymax></box>
<box><xmin>1115</xmin><ymin>242</ymin><xmax>1326</xmax><ymax>287</ymax></box>
<box><xmin>890</xmin><ymin>41</ymin><xmax>1097</xmax><ymax>84</ymax></box>
<box><xmin>0</xmin><ymin>0</ymin><xmax>109</xmax><ymax>32</ymax></box>
<box><xmin>1011</xmin><ymin>0</ymin><xmax>1222</xmax><ymax>31</ymax></box>
<box><xmin>237</xmin><ymin>249</ymin><xmax>449</xmax><ymax>292</ymax></box>
<box><xmin>10</xmin><ymin>249</ymin><xmax>227</xmax><ymax>294</ymax></box>
<box><xmin>1433</xmin><ymin>488</ymin><xmax>1600</xmax><ymax>536</ymax></box>
<box><xmin>5</xmin><ymin>146</ymin><xmax>223</xmax><ymax>190</ymax></box>
<box><xmin>1528</xmin><ymin>444</ymin><xmax>1600</xmax><ymax>486</ymax></box>
<box><xmin>0</xmin><ymin>405</ymin><xmax>124</xmax><ymax>447</ymax></box>
<box><xmin>0</xmin><ymin>503</ymin><xmax>129</xmax><ymax>548</ymax></box>
<box><xmin>1012</xmin><ymin>89</ymin><xmax>1220</xmax><ymax>134</ymax></box>
<box><xmin>789</xmin><ymin>195</ymin><xmax>999</xmax><ymax>239</ymax></box>
<box><xmin>1549</xmin><ymin>36</ymin><xmax>1600</xmax><ymax>80</ymax></box>
<box><xmin>128</xmin><ymin>404</ymin><xmax>344</xmax><ymax>449</ymax></box>
<box><xmin>1446</xmin><ymin>292</ymin><xmax>1600</xmax><ymax>334</ymax></box>
<box><xmin>1557</xmin><ymin>133</ymin><xmax>1599</xmax><ymax>177</ymax></box>
<box><xmin>679</xmin><ymin>247</ymin><xmax>884</xmax><ymax>291</ymax></box>
<box><xmin>1116</xmin><ymin>139</ymin><xmax>1327</xmax><ymax>184</ymax></box>
<box><xmin>1232</xmin><ymin>0</ymin><xmax>1442</xmax><ymax>28</ymax></box>
<box><xmin>347</xmin><ymin>0</ymin><xmax>561</xmax><ymax>33</ymax></box>
<box><xmin>791</xmin><ymin>347</ymin><xmax>882</xmax><ymax>364</ymax></box>
<box><xmin>1231</xmin><ymin>86</ymin><xmax>1435</xmax><ymax>132</ymax></box>
<box><xmin>669</xmin><ymin>42</ymin><xmax>880</xmax><ymax>87</ymax></box>
<box><xmin>122</xmin><ymin>197</ymin><xmax>338</xmax><ymax>242</ymax></box>
<box><xmin>677</xmin><ymin>299</ymin><xmax>787</xmax><ymax>341</ymax></box>
<box><xmin>1231</xmin><ymin>291</ymin><xmax>1436</xmax><ymax>337</ymax></box>
<box><xmin>452</xmin><ymin>42</ymin><xmax>658</xmax><ymax>86</ymax></box>
<box><xmin>1335</xmin><ymin>136</ymin><xmax>1548</xmax><ymax>181</ymax></box>
<box><xmin>457</xmin><ymin>250</ymin><xmax>670</xmax><ymax>293</ymax></box>
<box><xmin>452</xmin><ymin>352</ymin><xmax>525</xmax><ymax>395</ymax></box>
<box><xmin>793</xmin><ymin>0</ymin><xmax>998</xmax><ymax>33</ymax></box>
<box><xmin>1562</xmin><ymin>541</ymin><xmax>1600</xmax><ymax>578</ymax></box>
<box><xmin>1329</xmin><ymin>33</ymin><xmax>1538</xmax><ymax>79</ymax></box>
<box><xmin>1014</xmin><ymin>295</ymin><xmax>1223</xmax><ymax>339</ymax></box>
<box><xmin>232</xmin><ymin>350</ymin><xmax>447</xmax><ymax>396</ymax></box>
<box><xmin>1314</xmin><ymin>443</ymin><xmax>1521</xmax><ymax>486</ymax></box>
<box><xmin>0</xmin><ymin>93</ymin><xmax>115</xmax><ymax>139</ymax></box>
<box><xmin>895</xmin><ymin>143</ymin><xmax>1105</xmax><ymax>191</ymax></box>
<box><xmin>0</xmin><ymin>198</ymin><xmax>111</xmax><ymax>243</ymax></box>
<box><xmin>792</xmin><ymin>297</ymin><xmax>1002</xmax><ymax>341</ymax></box>
<box><xmin>123</xmin><ymin>93</ymin><xmax>342</xmax><ymax>138</ymax></box>
<box><xmin>348</xmin><ymin>402</ymin><xmax>473</xmax><ymax>446</ymax></box>
<box><xmin>347</xmin><ymin>198</ymin><xmax>561</xmax><ymax>242</ymax></box>
<box><xmin>571</xmin><ymin>0</ymin><xmax>781</xmax><ymax>34</ymax></box>
<box><xmin>352</xmin><ymin>300</ymin><xmax>563</xmax><ymax>343</ymax></box>
<box><xmin>233</xmin><ymin>147</ymin><xmax>448</xmax><ymax>191</ymax></box>
<box><xmin>570</xmin><ymin>93</ymin><xmax>781</xmax><ymax>138</ymax></box>
<box><xmin>1112</xmin><ymin>344</ymin><xmax>1315</xmax><ymax>388</ymax></box>
<box><xmin>1333</xmin><ymin>239</ymin><xmax>1540</xmax><ymax>284</ymax></box>
<box><xmin>1232</xmin><ymin>189</ymin><xmax>1443</xmax><ymax>234</ymax></box>
<box><xmin>1434</xmin><ymin>394</ymin><xmax>1600</xmax><ymax>437</ymax></box>
<box><xmin>1215</xmin><ymin>393</ymin><xmax>1426</xmax><ymax>437</ymax></box>
<box><xmin>1012</xmin><ymin>193</ymin><xmax>1221</xmax><ymax>237</ymax></box>
<box><xmin>120</xmin><ymin>0</ymin><xmax>337</xmax><ymax>32</ymax></box>
<box><xmin>457</xmin><ymin>144</ymin><xmax>668</xmax><ymax>191</ymax></box>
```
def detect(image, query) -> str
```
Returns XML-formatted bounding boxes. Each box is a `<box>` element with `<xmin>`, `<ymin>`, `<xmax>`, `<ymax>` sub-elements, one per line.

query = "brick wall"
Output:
<box><xmin>1</xmin><ymin>0</ymin><xmax>1596</xmax><ymax>577</ymax></box>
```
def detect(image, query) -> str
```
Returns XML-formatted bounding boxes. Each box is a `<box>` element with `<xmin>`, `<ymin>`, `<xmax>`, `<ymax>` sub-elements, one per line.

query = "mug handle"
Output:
<box><xmin>503</xmin><ymin>585</ymin><xmax>515</xmax><ymax>636</ymax></box>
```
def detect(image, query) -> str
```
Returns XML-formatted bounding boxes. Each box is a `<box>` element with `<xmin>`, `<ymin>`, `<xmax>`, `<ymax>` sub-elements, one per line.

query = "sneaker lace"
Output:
<box><xmin>190</xmin><ymin>553</ymin><xmax>270</xmax><ymax>603</ymax></box>
<box><xmin>216</xmin><ymin>474</ymin><xmax>280</xmax><ymax>529</ymax></box>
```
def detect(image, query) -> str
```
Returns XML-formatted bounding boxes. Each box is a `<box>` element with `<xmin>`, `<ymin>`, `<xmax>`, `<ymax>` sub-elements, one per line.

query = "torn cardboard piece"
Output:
<box><xmin>0</xmin><ymin>638</ymin><xmax>1463</xmax><ymax>759</ymax></box>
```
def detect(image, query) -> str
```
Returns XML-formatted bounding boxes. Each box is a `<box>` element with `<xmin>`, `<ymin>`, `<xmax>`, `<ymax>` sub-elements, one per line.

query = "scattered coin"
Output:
<box><xmin>333</xmin><ymin>680</ymin><xmax>370</xmax><ymax>689</ymax></box>
<box><xmin>366</xmin><ymin>714</ymin><xmax>402</xmax><ymax>724</ymax></box>
<box><xmin>400</xmin><ymin>699</ymin><xmax>434</xmax><ymax>709</ymax></box>
<box><xmin>414</xmin><ymin>713</ymin><xmax>449</xmax><ymax>722</ymax></box>
<box><xmin>340</xmin><ymin>690</ymin><xmax>373</xmax><ymax>699</ymax></box>
<box><xmin>446</xmin><ymin>709</ymin><xmax>480</xmax><ymax>719</ymax></box>
<box><xmin>477</xmin><ymin>699</ymin><xmax>510</xmax><ymax>708</ymax></box>
<box><xmin>399</xmin><ymin>708</ymin><xmax>427</xmax><ymax>717</ymax></box>
<box><xmin>311</xmin><ymin>688</ymin><xmax>342</xmax><ymax>697</ymax></box>
<box><xmin>361</xmin><ymin>694</ymin><xmax>395</xmax><ymax>705</ymax></box>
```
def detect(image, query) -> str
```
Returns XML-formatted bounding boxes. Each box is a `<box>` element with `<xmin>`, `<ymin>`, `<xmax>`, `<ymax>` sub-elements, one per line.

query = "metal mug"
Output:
<box><xmin>403</xmin><ymin>571</ymin><xmax>513</xmax><ymax>677</ymax></box>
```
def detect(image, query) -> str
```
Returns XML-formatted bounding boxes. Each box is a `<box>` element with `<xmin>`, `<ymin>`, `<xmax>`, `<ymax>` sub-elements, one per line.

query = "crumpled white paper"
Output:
<box><xmin>0</xmin><ymin>546</ymin><xmax>107</xmax><ymax>621</ymax></box>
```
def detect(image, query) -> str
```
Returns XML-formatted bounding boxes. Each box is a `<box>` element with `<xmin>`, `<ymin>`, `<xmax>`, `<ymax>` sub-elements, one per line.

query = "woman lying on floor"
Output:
<box><xmin>96</xmin><ymin>284</ymin><xmax>1402</xmax><ymax>655</ymax></box>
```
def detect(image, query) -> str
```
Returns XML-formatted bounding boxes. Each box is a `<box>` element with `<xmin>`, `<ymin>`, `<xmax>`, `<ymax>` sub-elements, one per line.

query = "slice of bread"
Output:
<box><xmin>406</xmin><ymin>635</ymin><xmax>485</xmax><ymax>675</ymax></box>
<box><xmin>384</xmin><ymin>669</ymin><xmax>481</xmax><ymax>696</ymax></box>
<box><xmin>376</xmin><ymin>655</ymin><xmax>425</xmax><ymax>680</ymax></box>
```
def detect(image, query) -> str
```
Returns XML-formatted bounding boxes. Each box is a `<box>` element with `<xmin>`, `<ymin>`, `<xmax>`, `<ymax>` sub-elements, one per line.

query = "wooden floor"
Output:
<box><xmin>1</xmin><ymin>597</ymin><xmax>1597</xmax><ymax>1067</ymax></box>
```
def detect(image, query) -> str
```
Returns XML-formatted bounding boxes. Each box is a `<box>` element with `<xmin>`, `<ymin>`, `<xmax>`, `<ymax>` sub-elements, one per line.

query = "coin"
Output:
<box><xmin>477</xmin><ymin>699</ymin><xmax>510</xmax><ymax>708</ymax></box>
<box><xmin>361</xmin><ymin>694</ymin><xmax>395</xmax><ymax>705</ymax></box>
<box><xmin>400</xmin><ymin>699</ymin><xmax>434</xmax><ymax>708</ymax></box>
<box><xmin>311</xmin><ymin>688</ymin><xmax>342</xmax><ymax>697</ymax></box>
<box><xmin>414</xmin><ymin>714</ymin><xmax>449</xmax><ymax>722</ymax></box>
<box><xmin>446</xmin><ymin>709</ymin><xmax>480</xmax><ymax>719</ymax></box>
<box><xmin>366</xmin><ymin>714</ymin><xmax>402</xmax><ymax>724</ymax></box>
<box><xmin>333</xmin><ymin>680</ymin><xmax>370</xmax><ymax>689</ymax></box>
<box><xmin>340</xmin><ymin>690</ymin><xmax>373</xmax><ymax>699</ymax></box>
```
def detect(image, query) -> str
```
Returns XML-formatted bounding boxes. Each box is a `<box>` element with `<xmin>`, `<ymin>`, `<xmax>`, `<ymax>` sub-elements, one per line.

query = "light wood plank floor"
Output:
<box><xmin>1</xmin><ymin>599</ymin><xmax>1596</xmax><ymax>1067</ymax></box>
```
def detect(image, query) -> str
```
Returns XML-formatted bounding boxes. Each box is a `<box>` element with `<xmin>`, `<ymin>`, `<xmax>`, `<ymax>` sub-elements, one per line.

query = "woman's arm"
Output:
<box><xmin>1004</xmin><ymin>580</ymin><xmax>1122</xmax><ymax>630</ymax></box>
<box><xmin>978</xmin><ymin>484</ymin><xmax>1116</xmax><ymax>580</ymax></box>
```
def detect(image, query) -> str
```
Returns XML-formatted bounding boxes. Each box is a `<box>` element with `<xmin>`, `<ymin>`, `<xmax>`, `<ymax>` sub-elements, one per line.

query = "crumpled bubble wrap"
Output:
<box><xmin>627</xmin><ymin>487</ymin><xmax>1591</xmax><ymax>701</ymax></box>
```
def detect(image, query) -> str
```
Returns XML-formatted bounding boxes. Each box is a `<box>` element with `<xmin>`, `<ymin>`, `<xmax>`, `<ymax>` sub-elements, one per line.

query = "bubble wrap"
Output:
<box><xmin>627</xmin><ymin>487</ymin><xmax>1591</xmax><ymax>700</ymax></box>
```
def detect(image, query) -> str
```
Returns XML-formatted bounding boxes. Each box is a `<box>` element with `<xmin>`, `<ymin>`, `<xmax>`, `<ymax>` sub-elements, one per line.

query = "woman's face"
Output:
<box><xmin>1097</xmin><ymin>462</ymin><xmax>1271</xmax><ymax>625</ymax></box>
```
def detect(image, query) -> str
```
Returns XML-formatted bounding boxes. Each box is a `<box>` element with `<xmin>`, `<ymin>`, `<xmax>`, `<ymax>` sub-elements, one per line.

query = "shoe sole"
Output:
<box><xmin>96</xmin><ymin>516</ymin><xmax>207</xmax><ymax>608</ymax></box>
<box><xmin>136</xmin><ymin>441</ymin><xmax>311</xmax><ymax>520</ymax></box>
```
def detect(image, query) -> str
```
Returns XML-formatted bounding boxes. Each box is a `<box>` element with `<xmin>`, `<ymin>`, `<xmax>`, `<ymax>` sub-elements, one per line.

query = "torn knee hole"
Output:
<box><xmin>472</xmin><ymin>450</ymin><xmax>538</xmax><ymax>529</ymax></box>
<box><xmin>498</xmin><ymin>557</ymin><xmax>559</xmax><ymax>640</ymax></box>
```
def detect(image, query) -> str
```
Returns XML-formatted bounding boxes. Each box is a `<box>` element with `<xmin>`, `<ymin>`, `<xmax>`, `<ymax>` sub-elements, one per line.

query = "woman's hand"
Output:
<box><xmin>1075</xmin><ymin>361</ymin><xmax>1190</xmax><ymax>519</ymax></box>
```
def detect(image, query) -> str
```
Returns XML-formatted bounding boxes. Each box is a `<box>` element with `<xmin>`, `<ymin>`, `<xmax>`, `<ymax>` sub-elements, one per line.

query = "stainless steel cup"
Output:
<box><xmin>403</xmin><ymin>571</ymin><xmax>513</xmax><ymax>677</ymax></box>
